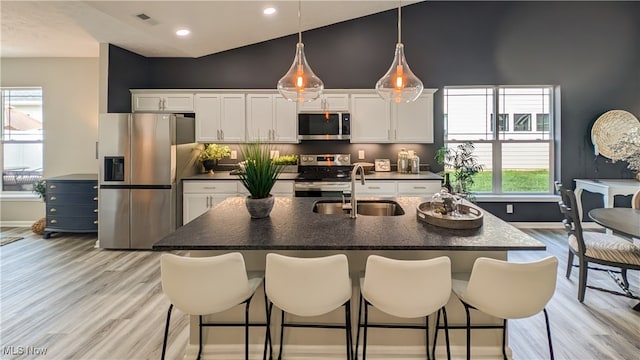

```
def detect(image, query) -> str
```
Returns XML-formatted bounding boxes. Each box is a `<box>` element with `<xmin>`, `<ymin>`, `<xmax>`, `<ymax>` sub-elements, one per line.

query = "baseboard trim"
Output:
<box><xmin>184</xmin><ymin>344</ymin><xmax>507</xmax><ymax>359</ymax></box>
<box><xmin>0</xmin><ymin>221</ymin><xmax>33</xmax><ymax>227</ymax></box>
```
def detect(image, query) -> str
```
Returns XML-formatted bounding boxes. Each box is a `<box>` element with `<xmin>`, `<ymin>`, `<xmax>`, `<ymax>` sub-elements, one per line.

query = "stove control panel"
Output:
<box><xmin>299</xmin><ymin>154</ymin><xmax>351</xmax><ymax>166</ymax></box>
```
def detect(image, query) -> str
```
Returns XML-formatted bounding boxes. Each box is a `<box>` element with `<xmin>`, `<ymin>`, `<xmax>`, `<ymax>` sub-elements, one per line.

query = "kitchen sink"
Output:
<box><xmin>312</xmin><ymin>200</ymin><xmax>405</xmax><ymax>216</ymax></box>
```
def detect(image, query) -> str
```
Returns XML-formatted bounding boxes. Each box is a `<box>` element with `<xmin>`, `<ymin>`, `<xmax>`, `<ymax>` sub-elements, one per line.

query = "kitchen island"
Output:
<box><xmin>154</xmin><ymin>196</ymin><xmax>546</xmax><ymax>359</ymax></box>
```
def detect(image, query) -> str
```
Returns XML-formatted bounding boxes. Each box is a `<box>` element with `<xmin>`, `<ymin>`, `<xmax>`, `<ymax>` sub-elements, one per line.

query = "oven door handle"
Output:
<box><xmin>294</xmin><ymin>183</ymin><xmax>351</xmax><ymax>191</ymax></box>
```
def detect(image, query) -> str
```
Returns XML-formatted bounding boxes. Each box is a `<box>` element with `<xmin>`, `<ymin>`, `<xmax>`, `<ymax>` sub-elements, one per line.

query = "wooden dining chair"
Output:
<box><xmin>555</xmin><ymin>181</ymin><xmax>640</xmax><ymax>303</ymax></box>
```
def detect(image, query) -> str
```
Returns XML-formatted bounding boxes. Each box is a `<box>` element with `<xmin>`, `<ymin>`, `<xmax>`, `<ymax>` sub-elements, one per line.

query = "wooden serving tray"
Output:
<box><xmin>416</xmin><ymin>201</ymin><xmax>484</xmax><ymax>229</ymax></box>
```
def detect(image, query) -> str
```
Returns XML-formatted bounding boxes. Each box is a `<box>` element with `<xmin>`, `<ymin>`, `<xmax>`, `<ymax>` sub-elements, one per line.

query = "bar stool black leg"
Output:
<box><xmin>501</xmin><ymin>319</ymin><xmax>508</xmax><ymax>360</ymax></box>
<box><xmin>354</xmin><ymin>293</ymin><xmax>363</xmax><ymax>360</ymax></box>
<box><xmin>160</xmin><ymin>304</ymin><xmax>173</xmax><ymax>360</ymax></box>
<box><xmin>363</xmin><ymin>301</ymin><xmax>369</xmax><ymax>360</ymax></box>
<box><xmin>264</xmin><ymin>295</ymin><xmax>273</xmax><ymax>360</ymax></box>
<box><xmin>426</xmin><ymin>314</ymin><xmax>432</xmax><ymax>360</ymax></box>
<box><xmin>464</xmin><ymin>304</ymin><xmax>471</xmax><ymax>360</ymax></box>
<box><xmin>345</xmin><ymin>301</ymin><xmax>353</xmax><ymax>360</ymax></box>
<box><xmin>278</xmin><ymin>310</ymin><xmax>285</xmax><ymax>360</ymax></box>
<box><xmin>442</xmin><ymin>307</ymin><xmax>451</xmax><ymax>360</ymax></box>
<box><xmin>197</xmin><ymin>315</ymin><xmax>203</xmax><ymax>360</ymax></box>
<box><xmin>244</xmin><ymin>298</ymin><xmax>251</xmax><ymax>360</ymax></box>
<box><xmin>543</xmin><ymin>308</ymin><xmax>555</xmax><ymax>360</ymax></box>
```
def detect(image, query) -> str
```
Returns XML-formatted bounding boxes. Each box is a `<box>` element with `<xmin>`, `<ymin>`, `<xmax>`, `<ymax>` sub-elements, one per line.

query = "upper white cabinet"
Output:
<box><xmin>350</xmin><ymin>94</ymin><xmax>391</xmax><ymax>143</ymax></box>
<box><xmin>132</xmin><ymin>92</ymin><xmax>194</xmax><ymax>112</ymax></box>
<box><xmin>393</xmin><ymin>92</ymin><xmax>435</xmax><ymax>143</ymax></box>
<box><xmin>350</xmin><ymin>90</ymin><xmax>436</xmax><ymax>143</ymax></box>
<box><xmin>246</xmin><ymin>94</ymin><xmax>297</xmax><ymax>143</ymax></box>
<box><xmin>195</xmin><ymin>93</ymin><xmax>245</xmax><ymax>143</ymax></box>
<box><xmin>298</xmin><ymin>94</ymin><xmax>350</xmax><ymax>112</ymax></box>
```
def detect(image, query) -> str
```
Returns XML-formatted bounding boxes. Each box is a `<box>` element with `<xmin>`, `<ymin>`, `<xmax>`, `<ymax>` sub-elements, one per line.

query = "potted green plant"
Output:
<box><xmin>435</xmin><ymin>142</ymin><xmax>484</xmax><ymax>199</ymax></box>
<box><xmin>198</xmin><ymin>143</ymin><xmax>231</xmax><ymax>174</ymax></box>
<box><xmin>236</xmin><ymin>142</ymin><xmax>284</xmax><ymax>218</ymax></box>
<box><xmin>272</xmin><ymin>154</ymin><xmax>299</xmax><ymax>173</ymax></box>
<box><xmin>31</xmin><ymin>179</ymin><xmax>46</xmax><ymax>235</ymax></box>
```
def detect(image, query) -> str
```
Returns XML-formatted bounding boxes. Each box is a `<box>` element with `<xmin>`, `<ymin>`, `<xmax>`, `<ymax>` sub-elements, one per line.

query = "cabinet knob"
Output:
<box><xmin>49</xmin><ymin>185</ymin><xmax>57</xmax><ymax>189</ymax></box>
<box><xmin>94</xmin><ymin>209</ymin><xmax>99</xmax><ymax>213</ymax></box>
<box><xmin>93</xmin><ymin>197</ymin><xmax>98</xmax><ymax>201</ymax></box>
<box><xmin>93</xmin><ymin>185</ymin><xmax>98</xmax><ymax>189</ymax></box>
<box><xmin>50</xmin><ymin>219</ymin><xmax>58</xmax><ymax>224</ymax></box>
<box><xmin>50</xmin><ymin>208</ymin><xmax>57</xmax><ymax>212</ymax></box>
<box><xmin>93</xmin><ymin>220</ymin><xmax>99</xmax><ymax>225</ymax></box>
<box><xmin>50</xmin><ymin>196</ymin><xmax>57</xmax><ymax>201</ymax></box>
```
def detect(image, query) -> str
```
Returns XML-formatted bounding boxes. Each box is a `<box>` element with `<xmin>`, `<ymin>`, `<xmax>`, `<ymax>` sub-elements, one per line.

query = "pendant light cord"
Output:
<box><xmin>397</xmin><ymin>0</ymin><xmax>402</xmax><ymax>43</ymax></box>
<box><xmin>298</xmin><ymin>0</ymin><xmax>302</xmax><ymax>44</ymax></box>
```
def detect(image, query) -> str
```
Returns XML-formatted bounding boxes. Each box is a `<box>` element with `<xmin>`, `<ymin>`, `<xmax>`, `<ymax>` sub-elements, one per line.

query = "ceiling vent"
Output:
<box><xmin>135</xmin><ymin>13</ymin><xmax>158</xmax><ymax>26</ymax></box>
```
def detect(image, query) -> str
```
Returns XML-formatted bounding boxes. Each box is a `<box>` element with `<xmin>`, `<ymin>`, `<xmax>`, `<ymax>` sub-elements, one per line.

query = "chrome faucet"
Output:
<box><xmin>349</xmin><ymin>164</ymin><xmax>366</xmax><ymax>219</ymax></box>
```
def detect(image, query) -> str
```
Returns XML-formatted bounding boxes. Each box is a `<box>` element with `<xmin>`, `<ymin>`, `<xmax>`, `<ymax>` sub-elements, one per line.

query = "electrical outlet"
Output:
<box><xmin>230</xmin><ymin>150</ymin><xmax>237</xmax><ymax>160</ymax></box>
<box><xmin>358</xmin><ymin>150</ymin><xmax>365</xmax><ymax>159</ymax></box>
<box><xmin>506</xmin><ymin>204</ymin><xmax>514</xmax><ymax>214</ymax></box>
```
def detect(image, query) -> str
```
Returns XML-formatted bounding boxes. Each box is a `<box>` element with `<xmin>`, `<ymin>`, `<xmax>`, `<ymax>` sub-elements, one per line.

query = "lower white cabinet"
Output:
<box><xmin>397</xmin><ymin>181</ymin><xmax>442</xmax><ymax>196</ymax></box>
<box><xmin>183</xmin><ymin>180</ymin><xmax>294</xmax><ymax>224</ymax></box>
<box><xmin>355</xmin><ymin>181</ymin><xmax>397</xmax><ymax>197</ymax></box>
<box><xmin>183</xmin><ymin>181</ymin><xmax>238</xmax><ymax>224</ymax></box>
<box><xmin>356</xmin><ymin>180</ymin><xmax>442</xmax><ymax>197</ymax></box>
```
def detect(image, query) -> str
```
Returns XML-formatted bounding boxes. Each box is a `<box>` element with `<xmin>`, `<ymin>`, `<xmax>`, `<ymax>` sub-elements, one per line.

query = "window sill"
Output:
<box><xmin>475</xmin><ymin>194</ymin><xmax>559</xmax><ymax>202</ymax></box>
<box><xmin>0</xmin><ymin>192</ymin><xmax>42</xmax><ymax>201</ymax></box>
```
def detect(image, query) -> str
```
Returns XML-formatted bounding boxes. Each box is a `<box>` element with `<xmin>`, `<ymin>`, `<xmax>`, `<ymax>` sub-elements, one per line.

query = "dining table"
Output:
<box><xmin>588</xmin><ymin>207</ymin><xmax>640</xmax><ymax>239</ymax></box>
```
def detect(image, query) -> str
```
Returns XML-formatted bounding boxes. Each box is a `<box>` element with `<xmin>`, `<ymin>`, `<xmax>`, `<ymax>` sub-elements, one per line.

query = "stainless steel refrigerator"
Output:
<box><xmin>98</xmin><ymin>113</ymin><xmax>194</xmax><ymax>249</ymax></box>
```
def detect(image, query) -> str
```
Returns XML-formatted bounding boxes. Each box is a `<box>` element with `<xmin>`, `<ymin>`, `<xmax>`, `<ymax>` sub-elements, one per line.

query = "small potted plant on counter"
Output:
<box><xmin>237</xmin><ymin>142</ymin><xmax>284</xmax><ymax>218</ymax></box>
<box><xmin>272</xmin><ymin>154</ymin><xmax>298</xmax><ymax>173</ymax></box>
<box><xmin>31</xmin><ymin>179</ymin><xmax>46</xmax><ymax>235</ymax></box>
<box><xmin>197</xmin><ymin>143</ymin><xmax>231</xmax><ymax>174</ymax></box>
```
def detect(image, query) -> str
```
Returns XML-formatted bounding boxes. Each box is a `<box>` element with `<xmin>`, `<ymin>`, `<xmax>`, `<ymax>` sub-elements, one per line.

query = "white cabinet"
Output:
<box><xmin>195</xmin><ymin>93</ymin><xmax>245</xmax><ymax>143</ymax></box>
<box><xmin>298</xmin><ymin>94</ymin><xmax>350</xmax><ymax>112</ymax></box>
<box><xmin>393</xmin><ymin>93</ymin><xmax>435</xmax><ymax>143</ymax></box>
<box><xmin>350</xmin><ymin>94</ymin><xmax>391</xmax><ymax>143</ymax></box>
<box><xmin>246</xmin><ymin>94</ymin><xmax>297</xmax><ymax>143</ymax></box>
<box><xmin>397</xmin><ymin>181</ymin><xmax>442</xmax><ymax>196</ymax></box>
<box><xmin>183</xmin><ymin>181</ymin><xmax>238</xmax><ymax>224</ymax></box>
<box><xmin>183</xmin><ymin>179</ymin><xmax>294</xmax><ymax>224</ymax></box>
<box><xmin>355</xmin><ymin>181</ymin><xmax>397</xmax><ymax>197</ymax></box>
<box><xmin>350</xmin><ymin>91</ymin><xmax>436</xmax><ymax>143</ymax></box>
<box><xmin>132</xmin><ymin>93</ymin><xmax>194</xmax><ymax>112</ymax></box>
<box><xmin>354</xmin><ymin>180</ymin><xmax>442</xmax><ymax>197</ymax></box>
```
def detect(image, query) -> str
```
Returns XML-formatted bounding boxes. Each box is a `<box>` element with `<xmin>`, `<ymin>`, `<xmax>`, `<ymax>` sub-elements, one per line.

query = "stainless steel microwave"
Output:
<box><xmin>298</xmin><ymin>112</ymin><xmax>351</xmax><ymax>140</ymax></box>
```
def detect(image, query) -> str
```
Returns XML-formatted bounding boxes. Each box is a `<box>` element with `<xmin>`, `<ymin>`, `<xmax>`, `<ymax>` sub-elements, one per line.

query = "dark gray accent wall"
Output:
<box><xmin>107</xmin><ymin>1</ymin><xmax>640</xmax><ymax>221</ymax></box>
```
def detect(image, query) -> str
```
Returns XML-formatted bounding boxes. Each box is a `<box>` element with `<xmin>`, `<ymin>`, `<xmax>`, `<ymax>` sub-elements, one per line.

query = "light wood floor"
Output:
<box><xmin>0</xmin><ymin>227</ymin><xmax>638</xmax><ymax>359</ymax></box>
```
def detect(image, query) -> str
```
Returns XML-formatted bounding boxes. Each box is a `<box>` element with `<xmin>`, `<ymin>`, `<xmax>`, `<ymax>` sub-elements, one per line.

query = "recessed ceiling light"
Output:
<box><xmin>263</xmin><ymin>7</ymin><xmax>276</xmax><ymax>15</ymax></box>
<box><xmin>176</xmin><ymin>29</ymin><xmax>190</xmax><ymax>37</ymax></box>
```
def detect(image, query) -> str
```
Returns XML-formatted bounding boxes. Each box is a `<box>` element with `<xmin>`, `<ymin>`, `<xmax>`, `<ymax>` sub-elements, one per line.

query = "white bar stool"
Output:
<box><xmin>355</xmin><ymin>255</ymin><xmax>452</xmax><ymax>360</ymax></box>
<box><xmin>452</xmin><ymin>256</ymin><xmax>558</xmax><ymax>360</ymax></box>
<box><xmin>160</xmin><ymin>252</ymin><xmax>266</xmax><ymax>360</ymax></box>
<box><xmin>265</xmin><ymin>253</ymin><xmax>353</xmax><ymax>360</ymax></box>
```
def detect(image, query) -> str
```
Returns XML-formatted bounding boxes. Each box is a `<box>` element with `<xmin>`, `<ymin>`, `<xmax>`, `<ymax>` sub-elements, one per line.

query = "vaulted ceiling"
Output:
<box><xmin>1</xmin><ymin>0</ymin><xmax>423</xmax><ymax>58</ymax></box>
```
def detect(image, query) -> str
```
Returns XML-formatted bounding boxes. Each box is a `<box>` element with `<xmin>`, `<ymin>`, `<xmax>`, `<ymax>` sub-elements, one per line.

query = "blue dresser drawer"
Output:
<box><xmin>44</xmin><ymin>175</ymin><xmax>98</xmax><ymax>238</ymax></box>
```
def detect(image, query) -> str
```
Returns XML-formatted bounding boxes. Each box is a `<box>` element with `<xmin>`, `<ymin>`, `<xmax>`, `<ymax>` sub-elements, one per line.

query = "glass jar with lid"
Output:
<box><xmin>431</xmin><ymin>189</ymin><xmax>457</xmax><ymax>215</ymax></box>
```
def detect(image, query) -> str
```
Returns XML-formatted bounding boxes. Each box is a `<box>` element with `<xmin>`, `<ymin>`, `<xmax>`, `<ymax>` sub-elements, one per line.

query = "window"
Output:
<box><xmin>490</xmin><ymin>114</ymin><xmax>509</xmax><ymax>132</ymax></box>
<box><xmin>514</xmin><ymin>113</ymin><xmax>531</xmax><ymax>131</ymax></box>
<box><xmin>444</xmin><ymin>86</ymin><xmax>555</xmax><ymax>194</ymax></box>
<box><xmin>1</xmin><ymin>88</ymin><xmax>44</xmax><ymax>192</ymax></box>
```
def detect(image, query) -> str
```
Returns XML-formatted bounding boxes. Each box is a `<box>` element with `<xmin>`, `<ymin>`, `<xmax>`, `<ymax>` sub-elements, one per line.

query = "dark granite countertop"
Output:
<box><xmin>154</xmin><ymin>196</ymin><xmax>545</xmax><ymax>251</ymax></box>
<box><xmin>182</xmin><ymin>171</ymin><xmax>442</xmax><ymax>181</ymax></box>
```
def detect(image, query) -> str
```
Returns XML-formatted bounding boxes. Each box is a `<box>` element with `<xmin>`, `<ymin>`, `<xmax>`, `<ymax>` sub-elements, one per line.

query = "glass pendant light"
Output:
<box><xmin>375</xmin><ymin>1</ymin><xmax>423</xmax><ymax>103</ymax></box>
<box><xmin>277</xmin><ymin>0</ymin><xmax>324</xmax><ymax>102</ymax></box>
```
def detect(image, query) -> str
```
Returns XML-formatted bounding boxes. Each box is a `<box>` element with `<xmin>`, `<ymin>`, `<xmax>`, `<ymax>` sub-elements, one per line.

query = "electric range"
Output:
<box><xmin>294</xmin><ymin>154</ymin><xmax>352</xmax><ymax>197</ymax></box>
